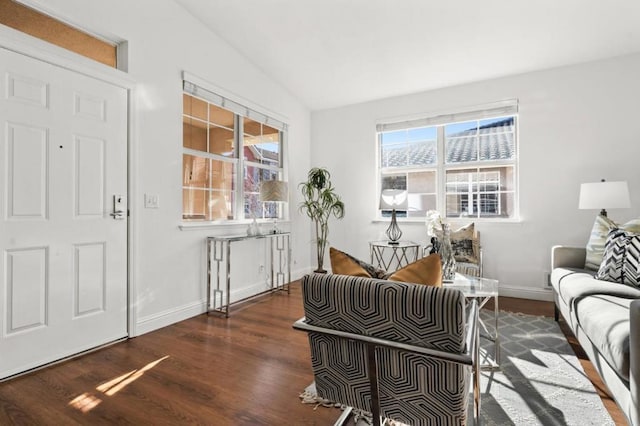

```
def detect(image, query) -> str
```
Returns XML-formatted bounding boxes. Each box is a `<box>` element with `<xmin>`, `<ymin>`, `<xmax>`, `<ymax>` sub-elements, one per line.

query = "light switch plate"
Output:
<box><xmin>144</xmin><ymin>193</ymin><xmax>159</xmax><ymax>209</ymax></box>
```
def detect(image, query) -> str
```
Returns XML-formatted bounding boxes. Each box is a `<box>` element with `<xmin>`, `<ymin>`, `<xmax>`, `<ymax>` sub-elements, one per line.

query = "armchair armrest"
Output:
<box><xmin>551</xmin><ymin>245</ymin><xmax>586</xmax><ymax>270</ymax></box>
<box><xmin>464</xmin><ymin>299</ymin><xmax>479</xmax><ymax>362</ymax></box>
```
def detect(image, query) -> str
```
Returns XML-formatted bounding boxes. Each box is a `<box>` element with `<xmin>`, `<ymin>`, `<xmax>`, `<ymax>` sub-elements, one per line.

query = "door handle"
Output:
<box><xmin>111</xmin><ymin>194</ymin><xmax>126</xmax><ymax>220</ymax></box>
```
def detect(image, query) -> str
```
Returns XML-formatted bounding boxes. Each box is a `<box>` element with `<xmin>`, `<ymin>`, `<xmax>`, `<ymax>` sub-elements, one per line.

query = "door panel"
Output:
<box><xmin>6</xmin><ymin>72</ymin><xmax>49</xmax><ymax>108</ymax></box>
<box><xmin>0</xmin><ymin>48</ymin><xmax>128</xmax><ymax>379</ymax></box>
<box><xmin>74</xmin><ymin>242</ymin><xmax>106</xmax><ymax>317</ymax></box>
<box><xmin>6</xmin><ymin>123</ymin><xmax>48</xmax><ymax>219</ymax></box>
<box><xmin>74</xmin><ymin>135</ymin><xmax>105</xmax><ymax>217</ymax></box>
<box><xmin>5</xmin><ymin>247</ymin><xmax>47</xmax><ymax>334</ymax></box>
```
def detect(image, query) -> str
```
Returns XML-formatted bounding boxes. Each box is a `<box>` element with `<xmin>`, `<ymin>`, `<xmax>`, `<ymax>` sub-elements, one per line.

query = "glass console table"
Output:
<box><xmin>206</xmin><ymin>232</ymin><xmax>290</xmax><ymax>318</ymax></box>
<box><xmin>445</xmin><ymin>273</ymin><xmax>500</xmax><ymax>370</ymax></box>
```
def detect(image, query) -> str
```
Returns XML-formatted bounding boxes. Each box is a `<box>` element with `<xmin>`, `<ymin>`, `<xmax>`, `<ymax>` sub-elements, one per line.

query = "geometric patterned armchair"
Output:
<box><xmin>294</xmin><ymin>273</ymin><xmax>480</xmax><ymax>426</ymax></box>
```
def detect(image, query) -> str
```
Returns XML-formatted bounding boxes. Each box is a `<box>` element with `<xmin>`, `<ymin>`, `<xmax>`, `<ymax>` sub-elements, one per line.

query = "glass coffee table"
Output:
<box><xmin>444</xmin><ymin>273</ymin><xmax>500</xmax><ymax>370</ymax></box>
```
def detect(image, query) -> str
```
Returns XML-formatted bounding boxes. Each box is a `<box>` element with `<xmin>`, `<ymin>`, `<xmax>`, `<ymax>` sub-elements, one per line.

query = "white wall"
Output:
<box><xmin>26</xmin><ymin>0</ymin><xmax>314</xmax><ymax>334</ymax></box>
<box><xmin>311</xmin><ymin>53</ymin><xmax>640</xmax><ymax>300</ymax></box>
<box><xmin>10</xmin><ymin>0</ymin><xmax>640</xmax><ymax>329</ymax></box>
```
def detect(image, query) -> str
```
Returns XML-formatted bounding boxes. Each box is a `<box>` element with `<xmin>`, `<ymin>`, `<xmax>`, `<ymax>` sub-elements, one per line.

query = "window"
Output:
<box><xmin>182</xmin><ymin>79</ymin><xmax>286</xmax><ymax>222</ymax></box>
<box><xmin>377</xmin><ymin>101</ymin><xmax>518</xmax><ymax>220</ymax></box>
<box><xmin>0</xmin><ymin>0</ymin><xmax>117</xmax><ymax>68</ymax></box>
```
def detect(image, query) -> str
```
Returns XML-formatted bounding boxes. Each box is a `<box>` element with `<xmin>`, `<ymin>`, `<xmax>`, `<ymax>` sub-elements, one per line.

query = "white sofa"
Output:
<box><xmin>551</xmin><ymin>245</ymin><xmax>640</xmax><ymax>425</ymax></box>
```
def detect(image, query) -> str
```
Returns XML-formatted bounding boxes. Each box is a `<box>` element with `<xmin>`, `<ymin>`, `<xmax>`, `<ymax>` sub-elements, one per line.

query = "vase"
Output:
<box><xmin>440</xmin><ymin>223</ymin><xmax>457</xmax><ymax>282</ymax></box>
<box><xmin>251</xmin><ymin>217</ymin><xmax>260</xmax><ymax>236</ymax></box>
<box><xmin>246</xmin><ymin>216</ymin><xmax>260</xmax><ymax>236</ymax></box>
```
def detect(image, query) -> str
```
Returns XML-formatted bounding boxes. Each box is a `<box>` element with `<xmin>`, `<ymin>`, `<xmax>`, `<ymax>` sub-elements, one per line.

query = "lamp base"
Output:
<box><xmin>385</xmin><ymin>209</ymin><xmax>403</xmax><ymax>243</ymax></box>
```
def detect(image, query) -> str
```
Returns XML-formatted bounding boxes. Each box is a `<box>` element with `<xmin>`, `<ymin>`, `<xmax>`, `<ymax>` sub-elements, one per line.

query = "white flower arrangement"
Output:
<box><xmin>425</xmin><ymin>209</ymin><xmax>444</xmax><ymax>236</ymax></box>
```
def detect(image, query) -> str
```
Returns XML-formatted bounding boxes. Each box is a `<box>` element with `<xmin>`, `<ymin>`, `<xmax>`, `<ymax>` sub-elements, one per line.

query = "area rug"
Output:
<box><xmin>300</xmin><ymin>311</ymin><xmax>614</xmax><ymax>426</ymax></box>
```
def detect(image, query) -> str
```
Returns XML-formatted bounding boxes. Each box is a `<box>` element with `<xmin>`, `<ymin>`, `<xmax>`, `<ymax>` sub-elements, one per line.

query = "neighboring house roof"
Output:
<box><xmin>383</xmin><ymin>118</ymin><xmax>515</xmax><ymax>167</ymax></box>
<box><xmin>248</xmin><ymin>145</ymin><xmax>279</xmax><ymax>164</ymax></box>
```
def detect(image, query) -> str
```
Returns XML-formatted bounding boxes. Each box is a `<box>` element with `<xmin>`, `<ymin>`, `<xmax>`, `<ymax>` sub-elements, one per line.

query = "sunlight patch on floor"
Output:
<box><xmin>97</xmin><ymin>355</ymin><xmax>170</xmax><ymax>396</ymax></box>
<box><xmin>68</xmin><ymin>356</ymin><xmax>170</xmax><ymax>413</ymax></box>
<box><xmin>68</xmin><ymin>392</ymin><xmax>102</xmax><ymax>413</ymax></box>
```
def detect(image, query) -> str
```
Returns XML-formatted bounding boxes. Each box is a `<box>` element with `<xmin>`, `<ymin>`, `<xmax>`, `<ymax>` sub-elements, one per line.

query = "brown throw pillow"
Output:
<box><xmin>387</xmin><ymin>253</ymin><xmax>443</xmax><ymax>287</ymax></box>
<box><xmin>329</xmin><ymin>247</ymin><xmax>388</xmax><ymax>278</ymax></box>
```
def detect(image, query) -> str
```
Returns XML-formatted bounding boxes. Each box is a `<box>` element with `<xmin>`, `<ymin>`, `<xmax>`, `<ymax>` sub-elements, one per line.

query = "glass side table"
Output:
<box><xmin>369</xmin><ymin>240</ymin><xmax>420</xmax><ymax>272</ymax></box>
<box><xmin>445</xmin><ymin>273</ymin><xmax>500</xmax><ymax>370</ymax></box>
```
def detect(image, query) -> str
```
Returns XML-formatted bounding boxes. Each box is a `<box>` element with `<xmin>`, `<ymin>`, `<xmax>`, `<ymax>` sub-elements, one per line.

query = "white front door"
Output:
<box><xmin>0</xmin><ymin>47</ymin><xmax>128</xmax><ymax>379</ymax></box>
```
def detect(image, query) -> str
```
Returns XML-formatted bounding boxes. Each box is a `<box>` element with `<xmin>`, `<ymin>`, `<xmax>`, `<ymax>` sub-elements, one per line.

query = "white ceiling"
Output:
<box><xmin>175</xmin><ymin>0</ymin><xmax>640</xmax><ymax>111</ymax></box>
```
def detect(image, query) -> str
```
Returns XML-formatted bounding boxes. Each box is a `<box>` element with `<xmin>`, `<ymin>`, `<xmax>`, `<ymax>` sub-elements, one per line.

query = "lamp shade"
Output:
<box><xmin>579</xmin><ymin>181</ymin><xmax>630</xmax><ymax>211</ymax></box>
<box><xmin>379</xmin><ymin>189</ymin><xmax>408</xmax><ymax>210</ymax></box>
<box><xmin>260</xmin><ymin>180</ymin><xmax>288</xmax><ymax>202</ymax></box>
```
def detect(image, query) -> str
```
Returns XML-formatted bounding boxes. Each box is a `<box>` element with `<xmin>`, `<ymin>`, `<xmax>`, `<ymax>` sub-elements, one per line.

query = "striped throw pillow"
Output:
<box><xmin>596</xmin><ymin>229</ymin><xmax>640</xmax><ymax>287</ymax></box>
<box><xmin>585</xmin><ymin>216</ymin><xmax>640</xmax><ymax>271</ymax></box>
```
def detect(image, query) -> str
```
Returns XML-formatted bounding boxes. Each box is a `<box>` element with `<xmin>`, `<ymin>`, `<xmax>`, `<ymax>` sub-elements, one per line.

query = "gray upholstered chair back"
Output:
<box><xmin>300</xmin><ymin>273</ymin><xmax>472</xmax><ymax>426</ymax></box>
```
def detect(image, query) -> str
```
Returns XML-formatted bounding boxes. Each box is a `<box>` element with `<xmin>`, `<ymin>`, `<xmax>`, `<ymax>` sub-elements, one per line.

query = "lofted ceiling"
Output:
<box><xmin>174</xmin><ymin>0</ymin><xmax>640</xmax><ymax>111</ymax></box>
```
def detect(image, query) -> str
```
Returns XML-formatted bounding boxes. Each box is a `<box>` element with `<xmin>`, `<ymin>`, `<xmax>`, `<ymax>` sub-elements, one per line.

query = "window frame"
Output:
<box><xmin>376</xmin><ymin>104</ymin><xmax>519</xmax><ymax>222</ymax></box>
<box><xmin>182</xmin><ymin>77</ymin><xmax>288</xmax><ymax>224</ymax></box>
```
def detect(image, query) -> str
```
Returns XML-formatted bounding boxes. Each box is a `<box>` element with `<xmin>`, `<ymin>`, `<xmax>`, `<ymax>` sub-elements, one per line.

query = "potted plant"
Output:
<box><xmin>299</xmin><ymin>167</ymin><xmax>345</xmax><ymax>273</ymax></box>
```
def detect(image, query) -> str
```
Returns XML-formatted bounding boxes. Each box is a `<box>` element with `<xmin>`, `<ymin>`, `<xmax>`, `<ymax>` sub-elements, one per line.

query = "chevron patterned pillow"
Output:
<box><xmin>585</xmin><ymin>216</ymin><xmax>640</xmax><ymax>271</ymax></box>
<box><xmin>596</xmin><ymin>229</ymin><xmax>640</xmax><ymax>287</ymax></box>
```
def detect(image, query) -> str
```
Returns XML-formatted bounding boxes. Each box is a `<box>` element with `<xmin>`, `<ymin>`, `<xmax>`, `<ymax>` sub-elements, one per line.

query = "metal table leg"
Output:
<box><xmin>475</xmin><ymin>294</ymin><xmax>500</xmax><ymax>371</ymax></box>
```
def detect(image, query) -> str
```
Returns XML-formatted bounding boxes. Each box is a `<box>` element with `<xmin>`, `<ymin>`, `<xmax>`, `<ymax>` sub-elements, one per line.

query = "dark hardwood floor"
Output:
<box><xmin>0</xmin><ymin>282</ymin><xmax>626</xmax><ymax>425</ymax></box>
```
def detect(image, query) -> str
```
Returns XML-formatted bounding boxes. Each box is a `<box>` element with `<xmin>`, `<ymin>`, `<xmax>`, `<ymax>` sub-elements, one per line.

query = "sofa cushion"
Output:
<box><xmin>575</xmin><ymin>295</ymin><xmax>634</xmax><ymax>381</ymax></box>
<box><xmin>551</xmin><ymin>267</ymin><xmax>640</xmax><ymax>308</ymax></box>
<box><xmin>551</xmin><ymin>267</ymin><xmax>596</xmax><ymax>307</ymax></box>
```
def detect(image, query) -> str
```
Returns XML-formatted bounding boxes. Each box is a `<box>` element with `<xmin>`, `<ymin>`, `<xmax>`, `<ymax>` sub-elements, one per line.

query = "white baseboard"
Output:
<box><xmin>134</xmin><ymin>279</ymin><xmax>286</xmax><ymax>336</ymax></box>
<box><xmin>135</xmin><ymin>300</ymin><xmax>205</xmax><ymax>336</ymax></box>
<box><xmin>230</xmin><ymin>281</ymin><xmax>272</xmax><ymax>303</ymax></box>
<box><xmin>291</xmin><ymin>267</ymin><xmax>314</xmax><ymax>281</ymax></box>
<box><xmin>499</xmin><ymin>285</ymin><xmax>554</xmax><ymax>302</ymax></box>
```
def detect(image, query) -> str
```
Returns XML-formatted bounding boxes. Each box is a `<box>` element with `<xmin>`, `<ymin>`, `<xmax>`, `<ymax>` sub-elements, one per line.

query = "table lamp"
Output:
<box><xmin>578</xmin><ymin>179</ymin><xmax>630</xmax><ymax>217</ymax></box>
<box><xmin>260</xmin><ymin>180</ymin><xmax>288</xmax><ymax>233</ymax></box>
<box><xmin>379</xmin><ymin>189</ymin><xmax>408</xmax><ymax>244</ymax></box>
